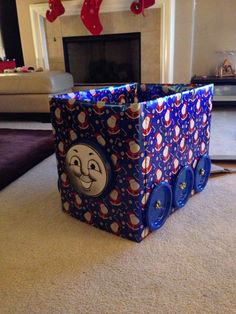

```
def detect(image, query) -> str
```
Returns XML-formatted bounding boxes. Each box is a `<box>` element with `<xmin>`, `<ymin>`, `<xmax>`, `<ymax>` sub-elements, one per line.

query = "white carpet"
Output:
<box><xmin>0</xmin><ymin>155</ymin><xmax>236</xmax><ymax>314</ymax></box>
<box><xmin>0</xmin><ymin>112</ymin><xmax>236</xmax><ymax>314</ymax></box>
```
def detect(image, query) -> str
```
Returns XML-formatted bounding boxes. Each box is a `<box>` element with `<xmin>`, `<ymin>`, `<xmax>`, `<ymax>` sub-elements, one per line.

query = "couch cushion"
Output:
<box><xmin>0</xmin><ymin>71</ymin><xmax>74</xmax><ymax>94</ymax></box>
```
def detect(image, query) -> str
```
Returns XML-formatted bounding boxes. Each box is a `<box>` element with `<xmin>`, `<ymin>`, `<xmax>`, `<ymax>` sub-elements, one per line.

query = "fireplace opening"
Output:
<box><xmin>63</xmin><ymin>33</ymin><xmax>141</xmax><ymax>85</ymax></box>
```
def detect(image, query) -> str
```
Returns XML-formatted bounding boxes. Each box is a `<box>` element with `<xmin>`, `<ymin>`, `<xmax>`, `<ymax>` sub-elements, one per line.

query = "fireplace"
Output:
<box><xmin>30</xmin><ymin>1</ymin><xmax>175</xmax><ymax>83</ymax></box>
<box><xmin>63</xmin><ymin>33</ymin><xmax>141</xmax><ymax>85</ymax></box>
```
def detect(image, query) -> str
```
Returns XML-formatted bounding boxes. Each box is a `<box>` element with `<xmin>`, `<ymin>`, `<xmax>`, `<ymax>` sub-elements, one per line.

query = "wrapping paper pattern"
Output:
<box><xmin>50</xmin><ymin>83</ymin><xmax>213</xmax><ymax>242</ymax></box>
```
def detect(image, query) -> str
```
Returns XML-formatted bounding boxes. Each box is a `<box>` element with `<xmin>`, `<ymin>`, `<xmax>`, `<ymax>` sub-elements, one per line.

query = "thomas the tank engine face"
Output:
<box><xmin>66</xmin><ymin>143</ymin><xmax>109</xmax><ymax>197</ymax></box>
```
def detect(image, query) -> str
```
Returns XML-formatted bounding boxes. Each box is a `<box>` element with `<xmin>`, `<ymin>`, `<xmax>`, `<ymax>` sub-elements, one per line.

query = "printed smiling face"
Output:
<box><xmin>66</xmin><ymin>143</ymin><xmax>110</xmax><ymax>197</ymax></box>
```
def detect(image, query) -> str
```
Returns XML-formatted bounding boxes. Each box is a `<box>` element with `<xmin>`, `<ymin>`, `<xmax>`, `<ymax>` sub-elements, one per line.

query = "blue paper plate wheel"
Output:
<box><xmin>173</xmin><ymin>166</ymin><xmax>194</xmax><ymax>209</ymax></box>
<box><xmin>194</xmin><ymin>155</ymin><xmax>211</xmax><ymax>193</ymax></box>
<box><xmin>146</xmin><ymin>182</ymin><xmax>172</xmax><ymax>231</ymax></box>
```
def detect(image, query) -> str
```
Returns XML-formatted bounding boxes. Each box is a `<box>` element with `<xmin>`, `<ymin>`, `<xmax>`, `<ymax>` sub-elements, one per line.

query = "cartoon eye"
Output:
<box><xmin>70</xmin><ymin>156</ymin><xmax>81</xmax><ymax>167</ymax></box>
<box><xmin>88</xmin><ymin>159</ymin><xmax>101</xmax><ymax>173</ymax></box>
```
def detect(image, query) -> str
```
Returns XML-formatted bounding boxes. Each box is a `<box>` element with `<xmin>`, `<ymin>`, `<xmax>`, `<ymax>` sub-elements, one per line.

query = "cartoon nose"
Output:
<box><xmin>81</xmin><ymin>165</ymin><xmax>89</xmax><ymax>176</ymax></box>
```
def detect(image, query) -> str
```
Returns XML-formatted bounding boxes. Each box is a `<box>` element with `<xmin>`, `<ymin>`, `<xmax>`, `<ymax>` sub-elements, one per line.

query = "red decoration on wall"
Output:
<box><xmin>46</xmin><ymin>0</ymin><xmax>65</xmax><ymax>23</ymax></box>
<box><xmin>130</xmin><ymin>0</ymin><xmax>155</xmax><ymax>16</ymax></box>
<box><xmin>80</xmin><ymin>0</ymin><xmax>103</xmax><ymax>36</ymax></box>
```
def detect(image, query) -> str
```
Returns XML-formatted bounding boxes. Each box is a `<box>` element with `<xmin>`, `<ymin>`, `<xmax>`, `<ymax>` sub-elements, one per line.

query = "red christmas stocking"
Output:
<box><xmin>130</xmin><ymin>0</ymin><xmax>155</xmax><ymax>16</ymax></box>
<box><xmin>80</xmin><ymin>0</ymin><xmax>103</xmax><ymax>35</ymax></box>
<box><xmin>46</xmin><ymin>0</ymin><xmax>65</xmax><ymax>23</ymax></box>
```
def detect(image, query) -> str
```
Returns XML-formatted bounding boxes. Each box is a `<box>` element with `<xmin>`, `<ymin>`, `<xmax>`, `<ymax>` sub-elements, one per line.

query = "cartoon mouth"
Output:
<box><xmin>79</xmin><ymin>175</ymin><xmax>94</xmax><ymax>190</ymax></box>
<box><xmin>80</xmin><ymin>180</ymin><xmax>92</xmax><ymax>190</ymax></box>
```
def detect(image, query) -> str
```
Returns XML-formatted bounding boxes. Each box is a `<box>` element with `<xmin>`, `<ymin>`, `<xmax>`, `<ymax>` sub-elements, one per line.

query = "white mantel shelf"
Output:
<box><xmin>30</xmin><ymin>0</ymin><xmax>175</xmax><ymax>83</ymax></box>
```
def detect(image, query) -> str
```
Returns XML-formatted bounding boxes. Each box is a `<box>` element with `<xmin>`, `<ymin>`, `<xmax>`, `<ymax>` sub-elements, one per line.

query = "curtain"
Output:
<box><xmin>0</xmin><ymin>30</ymin><xmax>5</xmax><ymax>58</ymax></box>
<box><xmin>0</xmin><ymin>0</ymin><xmax>24</xmax><ymax>65</ymax></box>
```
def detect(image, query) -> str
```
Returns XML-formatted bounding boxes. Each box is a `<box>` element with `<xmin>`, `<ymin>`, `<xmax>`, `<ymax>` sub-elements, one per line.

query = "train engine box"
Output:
<box><xmin>50</xmin><ymin>83</ymin><xmax>213</xmax><ymax>242</ymax></box>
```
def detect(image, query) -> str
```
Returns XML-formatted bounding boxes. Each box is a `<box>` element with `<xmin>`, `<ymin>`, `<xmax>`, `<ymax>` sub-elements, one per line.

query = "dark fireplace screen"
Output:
<box><xmin>63</xmin><ymin>33</ymin><xmax>141</xmax><ymax>85</ymax></box>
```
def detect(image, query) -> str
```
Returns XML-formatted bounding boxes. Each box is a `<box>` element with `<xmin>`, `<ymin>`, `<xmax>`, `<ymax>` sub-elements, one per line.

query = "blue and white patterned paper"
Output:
<box><xmin>50</xmin><ymin>83</ymin><xmax>214</xmax><ymax>242</ymax></box>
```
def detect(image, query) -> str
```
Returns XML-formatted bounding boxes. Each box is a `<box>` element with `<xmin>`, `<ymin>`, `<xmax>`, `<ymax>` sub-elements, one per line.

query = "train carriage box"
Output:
<box><xmin>50</xmin><ymin>83</ymin><xmax>214</xmax><ymax>242</ymax></box>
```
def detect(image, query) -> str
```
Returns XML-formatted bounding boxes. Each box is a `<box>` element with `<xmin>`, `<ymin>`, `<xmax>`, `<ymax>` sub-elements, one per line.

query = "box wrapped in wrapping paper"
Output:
<box><xmin>50</xmin><ymin>83</ymin><xmax>213</xmax><ymax>242</ymax></box>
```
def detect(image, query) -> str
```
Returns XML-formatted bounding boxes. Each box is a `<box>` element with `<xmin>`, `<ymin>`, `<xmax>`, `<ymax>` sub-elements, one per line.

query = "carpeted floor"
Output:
<box><xmin>0</xmin><ymin>155</ymin><xmax>236</xmax><ymax>314</ymax></box>
<box><xmin>210</xmin><ymin>108</ymin><xmax>236</xmax><ymax>159</ymax></box>
<box><xmin>0</xmin><ymin>128</ymin><xmax>54</xmax><ymax>190</ymax></box>
<box><xmin>0</xmin><ymin>113</ymin><xmax>236</xmax><ymax>314</ymax></box>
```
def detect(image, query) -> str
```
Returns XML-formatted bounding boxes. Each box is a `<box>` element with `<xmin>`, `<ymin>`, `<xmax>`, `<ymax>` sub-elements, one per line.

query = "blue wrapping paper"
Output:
<box><xmin>50</xmin><ymin>83</ymin><xmax>214</xmax><ymax>242</ymax></box>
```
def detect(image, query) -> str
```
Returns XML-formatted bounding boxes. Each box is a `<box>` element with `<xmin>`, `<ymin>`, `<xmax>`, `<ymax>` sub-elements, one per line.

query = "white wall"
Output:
<box><xmin>193</xmin><ymin>0</ymin><xmax>236</xmax><ymax>76</ymax></box>
<box><xmin>174</xmin><ymin>0</ymin><xmax>236</xmax><ymax>81</ymax></box>
<box><xmin>173</xmin><ymin>0</ymin><xmax>195</xmax><ymax>83</ymax></box>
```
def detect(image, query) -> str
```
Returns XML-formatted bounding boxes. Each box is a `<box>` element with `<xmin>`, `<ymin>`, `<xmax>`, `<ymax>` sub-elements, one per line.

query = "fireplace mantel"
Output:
<box><xmin>30</xmin><ymin>0</ymin><xmax>175</xmax><ymax>83</ymax></box>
